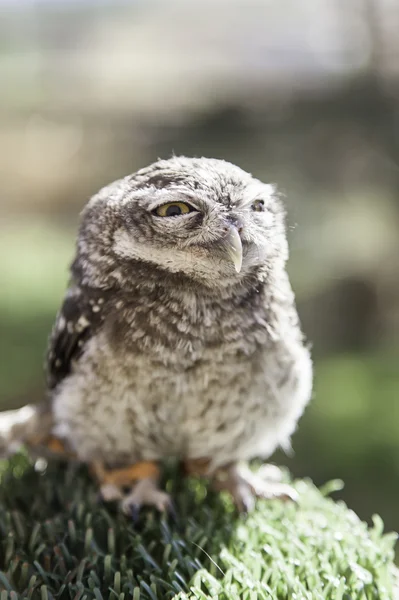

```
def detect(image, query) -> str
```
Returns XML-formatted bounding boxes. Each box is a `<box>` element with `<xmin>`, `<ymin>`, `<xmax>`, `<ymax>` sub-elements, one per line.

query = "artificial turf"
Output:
<box><xmin>0</xmin><ymin>455</ymin><xmax>397</xmax><ymax>599</ymax></box>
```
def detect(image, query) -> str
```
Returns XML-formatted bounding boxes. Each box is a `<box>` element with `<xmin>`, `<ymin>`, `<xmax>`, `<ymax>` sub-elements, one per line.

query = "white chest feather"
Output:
<box><xmin>52</xmin><ymin>328</ymin><xmax>312</xmax><ymax>468</ymax></box>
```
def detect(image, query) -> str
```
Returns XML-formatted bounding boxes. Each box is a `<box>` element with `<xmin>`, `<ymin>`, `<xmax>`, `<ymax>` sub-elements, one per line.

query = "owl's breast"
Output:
<box><xmin>52</xmin><ymin>321</ymin><xmax>311</xmax><ymax>468</ymax></box>
<box><xmin>51</xmin><ymin>318</ymin><xmax>254</xmax><ymax>459</ymax></box>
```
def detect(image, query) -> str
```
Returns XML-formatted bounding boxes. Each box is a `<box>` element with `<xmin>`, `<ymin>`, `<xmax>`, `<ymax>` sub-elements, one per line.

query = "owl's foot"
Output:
<box><xmin>213</xmin><ymin>462</ymin><xmax>298</xmax><ymax>512</ymax></box>
<box><xmin>91</xmin><ymin>460</ymin><xmax>172</xmax><ymax>516</ymax></box>
<box><xmin>121</xmin><ymin>478</ymin><xmax>173</xmax><ymax>517</ymax></box>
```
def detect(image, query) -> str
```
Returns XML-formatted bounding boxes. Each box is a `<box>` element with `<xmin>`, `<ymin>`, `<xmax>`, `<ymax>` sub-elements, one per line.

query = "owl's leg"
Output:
<box><xmin>91</xmin><ymin>461</ymin><xmax>172</xmax><ymax>514</ymax></box>
<box><xmin>212</xmin><ymin>462</ymin><xmax>298</xmax><ymax>512</ymax></box>
<box><xmin>183</xmin><ymin>457</ymin><xmax>211</xmax><ymax>477</ymax></box>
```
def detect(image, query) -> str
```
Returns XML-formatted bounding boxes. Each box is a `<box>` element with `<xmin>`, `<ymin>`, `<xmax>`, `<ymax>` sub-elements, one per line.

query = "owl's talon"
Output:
<box><xmin>121</xmin><ymin>478</ymin><xmax>172</xmax><ymax>516</ymax></box>
<box><xmin>256</xmin><ymin>463</ymin><xmax>285</xmax><ymax>483</ymax></box>
<box><xmin>128</xmin><ymin>503</ymin><xmax>141</xmax><ymax>523</ymax></box>
<box><xmin>213</xmin><ymin>463</ymin><xmax>298</xmax><ymax>511</ymax></box>
<box><xmin>253</xmin><ymin>480</ymin><xmax>298</xmax><ymax>503</ymax></box>
<box><xmin>99</xmin><ymin>483</ymin><xmax>124</xmax><ymax>503</ymax></box>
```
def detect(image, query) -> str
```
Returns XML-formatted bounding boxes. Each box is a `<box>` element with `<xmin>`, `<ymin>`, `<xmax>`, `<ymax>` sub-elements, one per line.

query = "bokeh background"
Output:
<box><xmin>1</xmin><ymin>0</ymin><xmax>398</xmax><ymax>535</ymax></box>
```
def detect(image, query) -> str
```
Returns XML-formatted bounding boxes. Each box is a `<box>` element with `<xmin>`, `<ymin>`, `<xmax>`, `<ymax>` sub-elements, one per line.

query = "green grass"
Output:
<box><xmin>0</xmin><ymin>456</ymin><xmax>397</xmax><ymax>599</ymax></box>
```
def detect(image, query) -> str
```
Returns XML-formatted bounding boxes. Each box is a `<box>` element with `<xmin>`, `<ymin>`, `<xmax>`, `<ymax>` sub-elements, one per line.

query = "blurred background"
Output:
<box><xmin>0</xmin><ymin>0</ymin><xmax>398</xmax><ymax>535</ymax></box>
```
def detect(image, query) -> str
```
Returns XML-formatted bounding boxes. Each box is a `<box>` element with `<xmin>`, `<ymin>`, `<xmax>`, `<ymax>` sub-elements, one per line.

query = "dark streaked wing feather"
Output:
<box><xmin>46</xmin><ymin>285</ymin><xmax>106</xmax><ymax>390</ymax></box>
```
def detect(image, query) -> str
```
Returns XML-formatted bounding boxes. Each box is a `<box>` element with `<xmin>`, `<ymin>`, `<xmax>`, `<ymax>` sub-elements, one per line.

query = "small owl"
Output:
<box><xmin>0</xmin><ymin>157</ymin><xmax>312</xmax><ymax>513</ymax></box>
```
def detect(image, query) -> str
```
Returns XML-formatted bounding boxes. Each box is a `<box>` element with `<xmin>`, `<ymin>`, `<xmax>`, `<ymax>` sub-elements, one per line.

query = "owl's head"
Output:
<box><xmin>76</xmin><ymin>157</ymin><xmax>288</xmax><ymax>289</ymax></box>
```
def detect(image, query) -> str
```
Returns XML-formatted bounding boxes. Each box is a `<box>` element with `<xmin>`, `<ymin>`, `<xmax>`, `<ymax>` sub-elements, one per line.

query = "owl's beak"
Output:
<box><xmin>222</xmin><ymin>225</ymin><xmax>243</xmax><ymax>273</ymax></box>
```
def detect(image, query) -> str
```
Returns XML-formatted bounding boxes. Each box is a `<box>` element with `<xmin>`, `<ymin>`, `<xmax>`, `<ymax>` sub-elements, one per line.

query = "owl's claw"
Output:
<box><xmin>213</xmin><ymin>463</ymin><xmax>298</xmax><ymax>512</ymax></box>
<box><xmin>99</xmin><ymin>483</ymin><xmax>124</xmax><ymax>503</ymax></box>
<box><xmin>121</xmin><ymin>478</ymin><xmax>172</xmax><ymax>517</ymax></box>
<box><xmin>128</xmin><ymin>503</ymin><xmax>141</xmax><ymax>523</ymax></box>
<box><xmin>256</xmin><ymin>463</ymin><xmax>285</xmax><ymax>482</ymax></box>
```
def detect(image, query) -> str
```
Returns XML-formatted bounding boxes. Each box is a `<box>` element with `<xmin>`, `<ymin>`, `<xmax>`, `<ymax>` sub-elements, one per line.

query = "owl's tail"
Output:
<box><xmin>0</xmin><ymin>404</ymin><xmax>52</xmax><ymax>457</ymax></box>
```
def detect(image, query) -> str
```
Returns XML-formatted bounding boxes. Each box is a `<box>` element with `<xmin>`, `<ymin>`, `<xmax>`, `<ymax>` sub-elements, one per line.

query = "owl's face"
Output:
<box><xmin>80</xmin><ymin>157</ymin><xmax>288</xmax><ymax>289</ymax></box>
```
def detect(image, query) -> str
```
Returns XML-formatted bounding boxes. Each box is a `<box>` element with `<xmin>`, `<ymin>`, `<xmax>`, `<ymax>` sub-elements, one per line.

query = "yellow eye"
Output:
<box><xmin>252</xmin><ymin>199</ymin><xmax>265</xmax><ymax>212</ymax></box>
<box><xmin>154</xmin><ymin>202</ymin><xmax>194</xmax><ymax>217</ymax></box>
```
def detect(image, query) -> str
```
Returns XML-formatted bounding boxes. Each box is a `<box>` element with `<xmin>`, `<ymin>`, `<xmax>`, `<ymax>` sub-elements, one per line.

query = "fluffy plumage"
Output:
<box><xmin>2</xmin><ymin>156</ymin><xmax>313</xmax><ymax>512</ymax></box>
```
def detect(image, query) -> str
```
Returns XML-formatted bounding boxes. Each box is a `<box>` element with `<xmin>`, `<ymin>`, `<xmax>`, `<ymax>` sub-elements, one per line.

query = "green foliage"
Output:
<box><xmin>0</xmin><ymin>456</ymin><xmax>397</xmax><ymax>599</ymax></box>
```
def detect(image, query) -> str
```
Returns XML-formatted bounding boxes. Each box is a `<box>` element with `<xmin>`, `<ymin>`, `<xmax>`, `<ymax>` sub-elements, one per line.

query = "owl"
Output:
<box><xmin>0</xmin><ymin>156</ymin><xmax>312</xmax><ymax>514</ymax></box>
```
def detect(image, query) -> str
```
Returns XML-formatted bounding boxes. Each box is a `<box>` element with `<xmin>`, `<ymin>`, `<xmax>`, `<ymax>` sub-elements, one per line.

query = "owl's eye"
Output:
<box><xmin>154</xmin><ymin>202</ymin><xmax>195</xmax><ymax>217</ymax></box>
<box><xmin>252</xmin><ymin>199</ymin><xmax>265</xmax><ymax>212</ymax></box>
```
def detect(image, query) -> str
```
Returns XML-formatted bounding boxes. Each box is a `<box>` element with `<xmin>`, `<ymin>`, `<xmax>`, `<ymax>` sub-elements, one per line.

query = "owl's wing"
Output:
<box><xmin>46</xmin><ymin>285</ymin><xmax>106</xmax><ymax>390</ymax></box>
